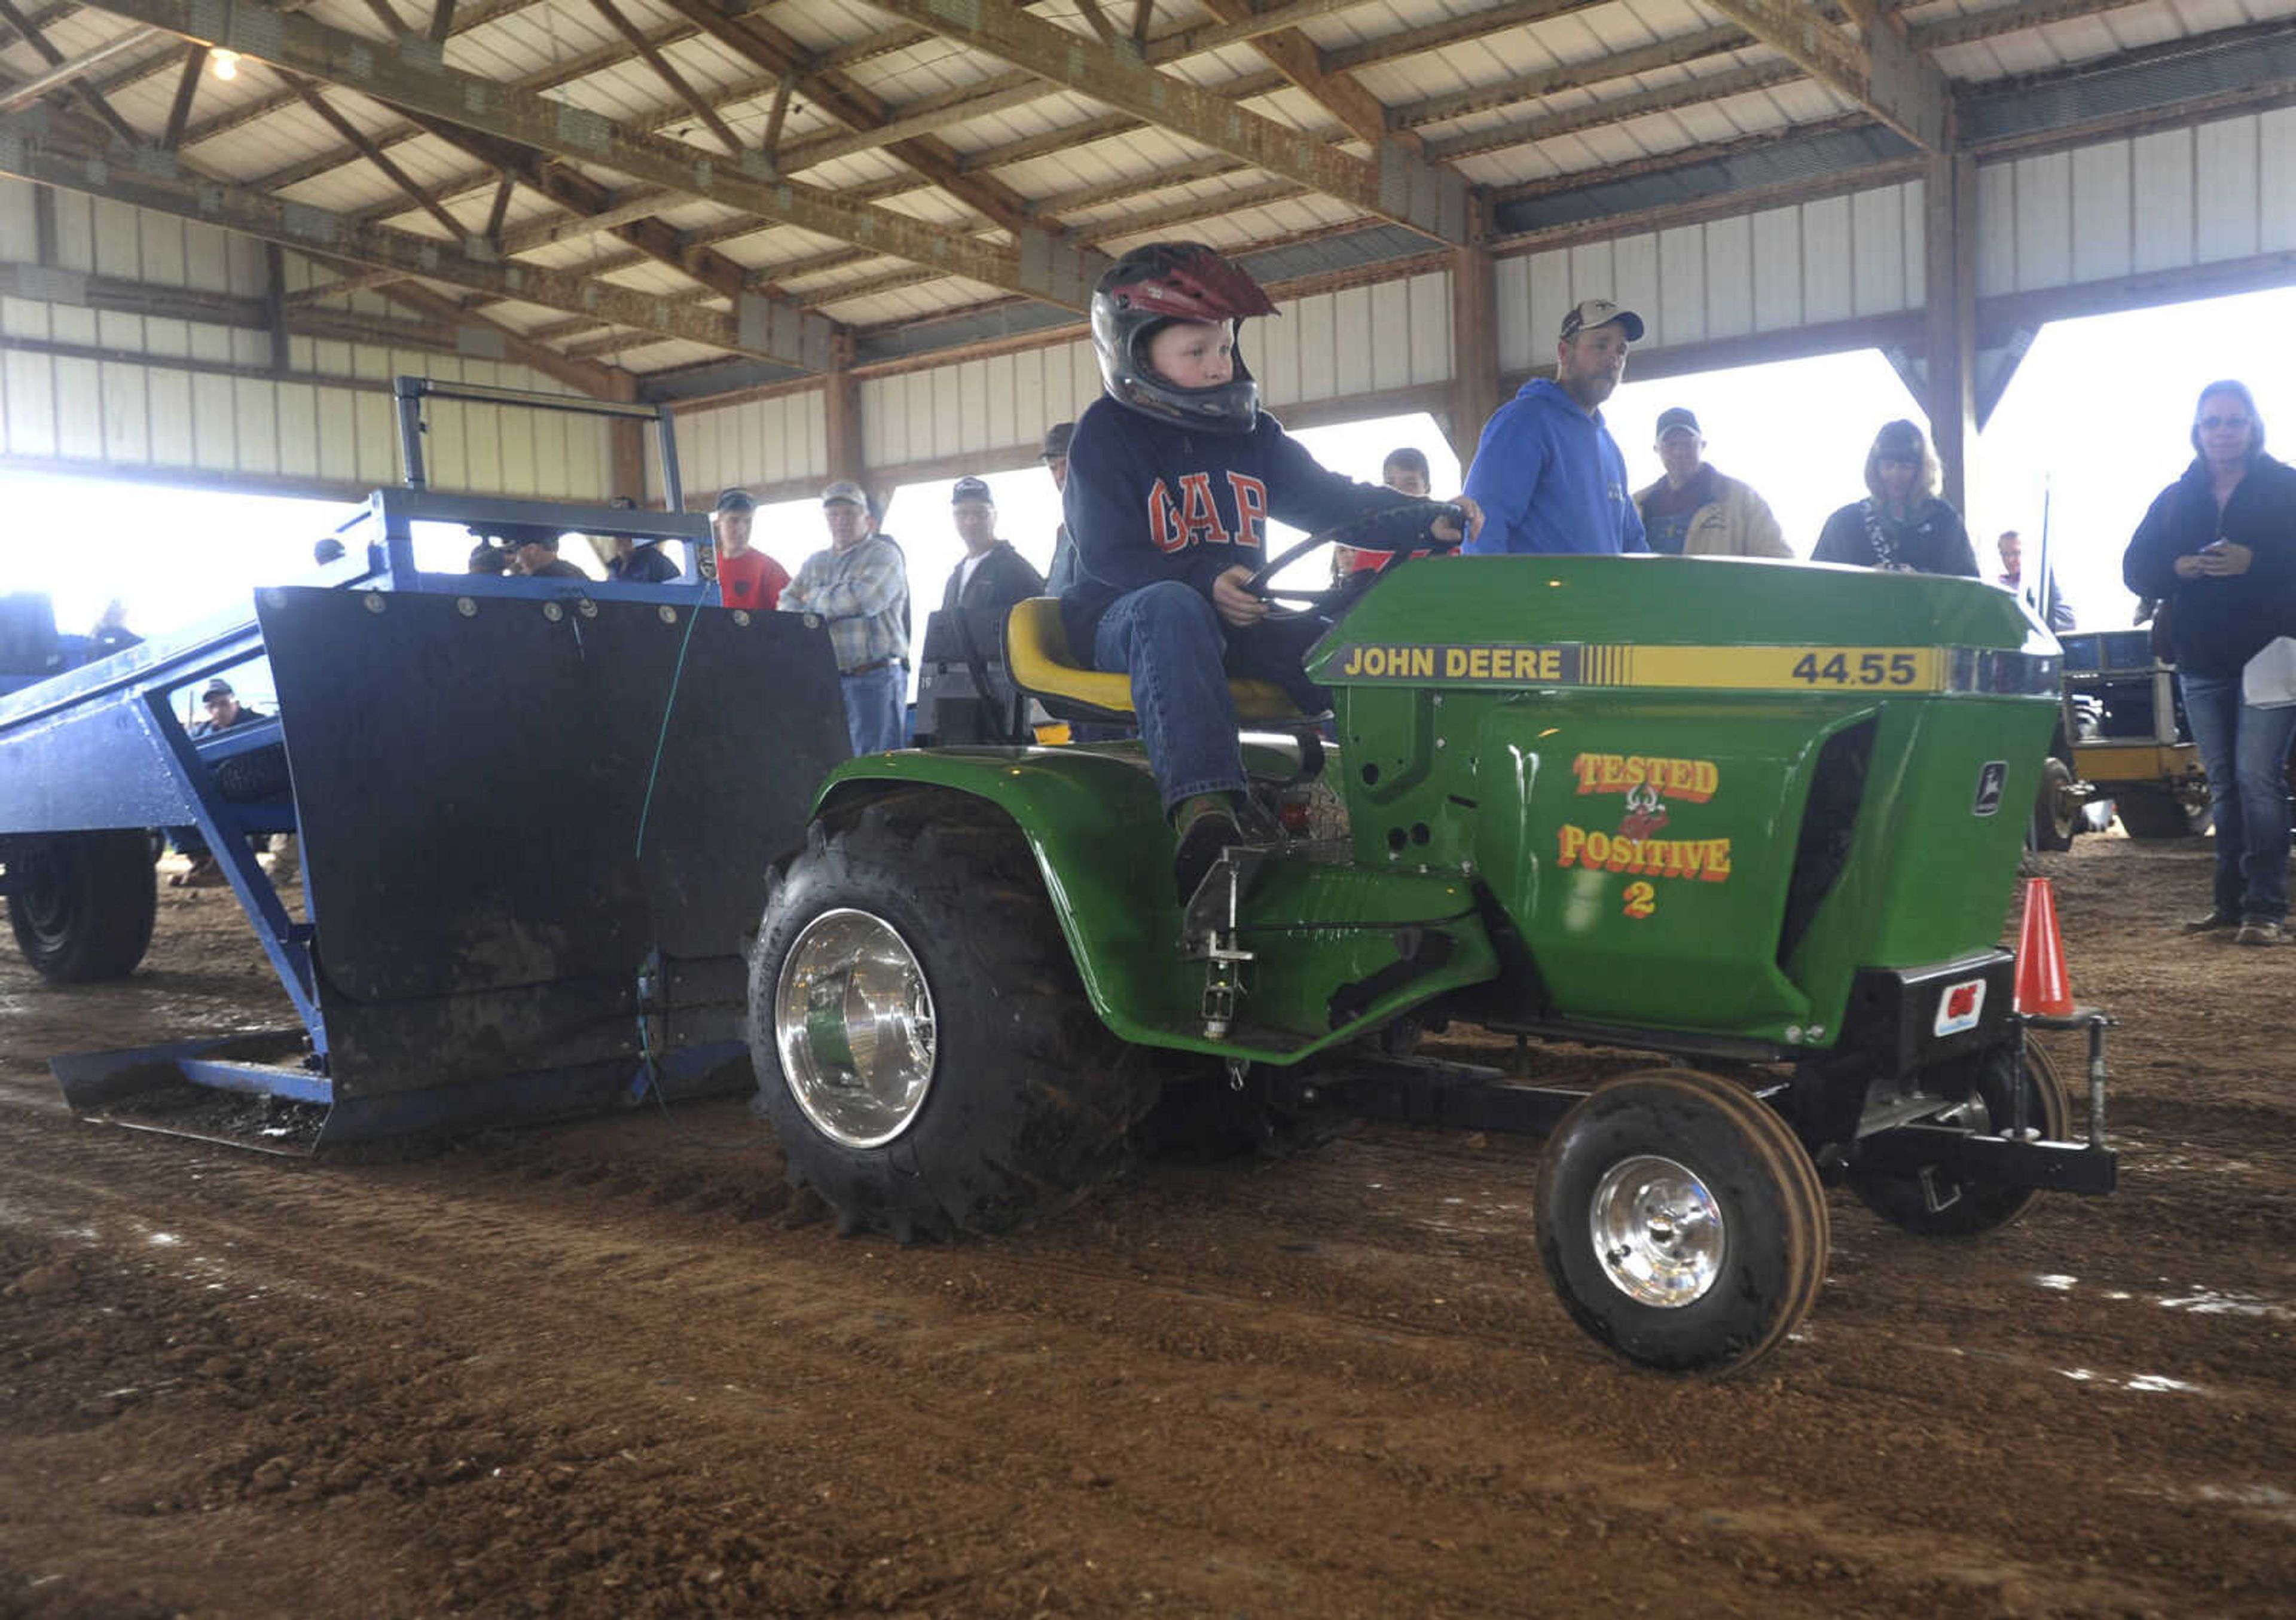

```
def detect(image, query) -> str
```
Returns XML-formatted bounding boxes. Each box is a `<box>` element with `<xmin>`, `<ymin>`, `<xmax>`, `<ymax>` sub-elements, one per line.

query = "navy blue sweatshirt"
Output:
<box><xmin>1059</xmin><ymin>395</ymin><xmax>1416</xmax><ymax>652</ymax></box>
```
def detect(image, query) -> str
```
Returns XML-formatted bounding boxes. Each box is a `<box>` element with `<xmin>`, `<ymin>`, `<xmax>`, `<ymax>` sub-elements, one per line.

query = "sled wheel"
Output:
<box><xmin>1849</xmin><ymin>1043</ymin><xmax>2069</xmax><ymax>1237</ymax></box>
<box><xmin>2029</xmin><ymin>757</ymin><xmax>2078</xmax><ymax>852</ymax></box>
<box><xmin>1537</xmin><ymin>1069</ymin><xmax>1828</xmax><ymax>1376</ymax></box>
<box><xmin>5</xmin><ymin>830</ymin><xmax>158</xmax><ymax>983</ymax></box>
<box><xmin>749</xmin><ymin>795</ymin><xmax>1161</xmax><ymax>1241</ymax></box>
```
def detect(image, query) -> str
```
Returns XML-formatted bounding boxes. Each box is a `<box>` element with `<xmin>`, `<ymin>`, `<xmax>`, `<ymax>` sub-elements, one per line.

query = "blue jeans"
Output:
<box><xmin>841</xmin><ymin>664</ymin><xmax>906</xmax><ymax>757</ymax></box>
<box><xmin>2180</xmin><ymin>672</ymin><xmax>2296</xmax><ymax>922</ymax></box>
<box><xmin>1091</xmin><ymin>581</ymin><xmax>1329</xmax><ymax>814</ymax></box>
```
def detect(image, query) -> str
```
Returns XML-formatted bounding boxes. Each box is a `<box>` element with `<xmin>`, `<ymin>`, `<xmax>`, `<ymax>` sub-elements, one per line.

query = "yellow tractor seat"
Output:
<box><xmin>1002</xmin><ymin>597</ymin><xmax>1314</xmax><ymax>726</ymax></box>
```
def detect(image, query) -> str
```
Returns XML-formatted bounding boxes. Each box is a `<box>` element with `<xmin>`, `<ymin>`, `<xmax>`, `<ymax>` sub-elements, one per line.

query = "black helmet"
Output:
<box><xmin>1090</xmin><ymin>241</ymin><xmax>1277</xmax><ymax>434</ymax></box>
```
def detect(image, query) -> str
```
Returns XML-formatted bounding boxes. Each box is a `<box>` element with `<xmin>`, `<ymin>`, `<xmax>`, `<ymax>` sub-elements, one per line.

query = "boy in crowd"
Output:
<box><xmin>1058</xmin><ymin>242</ymin><xmax>1476</xmax><ymax>902</ymax></box>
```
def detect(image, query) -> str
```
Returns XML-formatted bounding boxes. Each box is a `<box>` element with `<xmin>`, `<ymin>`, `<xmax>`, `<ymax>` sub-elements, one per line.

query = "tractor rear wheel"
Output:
<box><xmin>1536</xmin><ymin>1069</ymin><xmax>1828</xmax><ymax>1376</ymax></box>
<box><xmin>4</xmin><ymin>830</ymin><xmax>157</xmax><ymax>983</ymax></box>
<box><xmin>1848</xmin><ymin>1043</ymin><xmax>2069</xmax><ymax>1237</ymax></box>
<box><xmin>748</xmin><ymin>795</ymin><xmax>1161</xmax><ymax>1241</ymax></box>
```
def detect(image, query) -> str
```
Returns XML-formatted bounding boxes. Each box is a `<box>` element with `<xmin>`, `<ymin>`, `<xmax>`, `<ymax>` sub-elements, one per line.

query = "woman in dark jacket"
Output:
<box><xmin>1812</xmin><ymin>418</ymin><xmax>1979</xmax><ymax>576</ymax></box>
<box><xmin>2123</xmin><ymin>380</ymin><xmax>2296</xmax><ymax>946</ymax></box>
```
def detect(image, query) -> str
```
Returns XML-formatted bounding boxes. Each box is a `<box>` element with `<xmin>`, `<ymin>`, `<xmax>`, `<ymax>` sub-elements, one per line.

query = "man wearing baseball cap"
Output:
<box><xmin>710</xmin><ymin>487</ymin><xmax>790</xmax><ymax>612</ymax></box>
<box><xmin>1464</xmin><ymin>298</ymin><xmax>1648</xmax><ymax>557</ymax></box>
<box><xmin>780</xmin><ymin>481</ymin><xmax>912</xmax><ymax>756</ymax></box>
<box><xmin>943</xmin><ymin>477</ymin><xmax>1045</xmax><ymax>619</ymax></box>
<box><xmin>1633</xmin><ymin>406</ymin><xmax>1790</xmax><ymax>558</ymax></box>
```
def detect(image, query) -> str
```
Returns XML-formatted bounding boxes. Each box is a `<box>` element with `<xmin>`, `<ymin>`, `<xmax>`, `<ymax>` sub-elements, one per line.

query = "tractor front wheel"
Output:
<box><xmin>4</xmin><ymin>830</ymin><xmax>158</xmax><ymax>983</ymax></box>
<box><xmin>748</xmin><ymin>796</ymin><xmax>1161</xmax><ymax>1242</ymax></box>
<box><xmin>1536</xmin><ymin>1070</ymin><xmax>1829</xmax><ymax>1376</ymax></box>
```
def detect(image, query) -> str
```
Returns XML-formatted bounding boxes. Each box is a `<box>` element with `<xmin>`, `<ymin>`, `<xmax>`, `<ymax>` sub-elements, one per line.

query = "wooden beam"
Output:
<box><xmin>78</xmin><ymin>0</ymin><xmax>1100</xmax><ymax>309</ymax></box>
<box><xmin>1447</xmin><ymin>241</ymin><xmax>1497</xmax><ymax>467</ymax></box>
<box><xmin>159</xmin><ymin>41</ymin><xmax>203</xmax><ymax>149</ymax></box>
<box><xmin>0</xmin><ymin>111</ymin><xmax>814</xmax><ymax>368</ymax></box>
<box><xmin>823</xmin><ymin>332</ymin><xmax>862</xmax><ymax>488</ymax></box>
<box><xmin>1187</xmin><ymin>0</ymin><xmax>1394</xmax><ymax>149</ymax></box>
<box><xmin>0</xmin><ymin>0</ymin><xmax>144</xmax><ymax>143</ymax></box>
<box><xmin>1705</xmin><ymin>0</ymin><xmax>1950</xmax><ymax>150</ymax></box>
<box><xmin>586</xmin><ymin>0</ymin><xmax>743</xmax><ymax>158</ymax></box>
<box><xmin>1427</xmin><ymin>60</ymin><xmax>1802</xmax><ymax>165</ymax></box>
<box><xmin>0</xmin><ymin>22</ymin><xmax>163</xmax><ymax>111</ymax></box>
<box><xmin>278</xmin><ymin>71</ymin><xmax>471</xmax><ymax>242</ymax></box>
<box><xmin>263</xmin><ymin>242</ymin><xmax>290</xmax><ymax>372</ymax></box>
<box><xmin>856</xmin><ymin>0</ymin><xmax>1467</xmax><ymax>243</ymax></box>
<box><xmin>1922</xmin><ymin>149</ymin><xmax>1977</xmax><ymax>509</ymax></box>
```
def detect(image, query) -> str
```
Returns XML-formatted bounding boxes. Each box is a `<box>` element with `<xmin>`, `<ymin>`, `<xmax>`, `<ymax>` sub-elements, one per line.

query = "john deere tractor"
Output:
<box><xmin>747</xmin><ymin>513</ymin><xmax>2116</xmax><ymax>1375</ymax></box>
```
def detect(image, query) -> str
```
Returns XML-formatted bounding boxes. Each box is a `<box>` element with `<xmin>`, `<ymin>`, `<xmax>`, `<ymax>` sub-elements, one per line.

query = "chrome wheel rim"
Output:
<box><xmin>773</xmin><ymin>907</ymin><xmax>938</xmax><ymax>1149</ymax></box>
<box><xmin>1589</xmin><ymin>1154</ymin><xmax>1725</xmax><ymax>1309</ymax></box>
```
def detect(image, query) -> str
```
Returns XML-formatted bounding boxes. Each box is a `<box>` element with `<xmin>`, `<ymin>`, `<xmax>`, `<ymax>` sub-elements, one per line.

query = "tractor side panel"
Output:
<box><xmin>1473</xmin><ymin>695</ymin><xmax>1821</xmax><ymax>1034</ymax></box>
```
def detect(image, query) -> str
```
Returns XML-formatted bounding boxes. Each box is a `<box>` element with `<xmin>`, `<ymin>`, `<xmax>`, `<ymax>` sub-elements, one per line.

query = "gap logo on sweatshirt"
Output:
<box><xmin>1146</xmin><ymin>471</ymin><xmax>1270</xmax><ymax>554</ymax></box>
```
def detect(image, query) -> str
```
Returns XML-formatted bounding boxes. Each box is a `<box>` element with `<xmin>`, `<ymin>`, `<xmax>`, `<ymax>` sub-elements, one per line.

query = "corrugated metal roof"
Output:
<box><xmin>1</xmin><ymin>0</ymin><xmax>2280</xmax><ymax>381</ymax></box>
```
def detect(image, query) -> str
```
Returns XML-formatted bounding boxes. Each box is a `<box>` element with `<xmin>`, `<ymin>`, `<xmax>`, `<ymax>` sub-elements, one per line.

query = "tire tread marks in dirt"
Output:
<box><xmin>749</xmin><ymin>791</ymin><xmax>1164</xmax><ymax>1241</ymax></box>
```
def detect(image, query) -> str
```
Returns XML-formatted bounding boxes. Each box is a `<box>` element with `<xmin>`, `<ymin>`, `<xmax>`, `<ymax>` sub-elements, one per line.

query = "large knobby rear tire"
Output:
<box><xmin>1848</xmin><ymin>1043</ymin><xmax>2069</xmax><ymax>1237</ymax></box>
<box><xmin>1537</xmin><ymin>1069</ymin><xmax>1829</xmax><ymax>1376</ymax></box>
<box><xmin>5</xmin><ymin>830</ymin><xmax>158</xmax><ymax>983</ymax></box>
<box><xmin>748</xmin><ymin>796</ymin><xmax>1162</xmax><ymax>1242</ymax></box>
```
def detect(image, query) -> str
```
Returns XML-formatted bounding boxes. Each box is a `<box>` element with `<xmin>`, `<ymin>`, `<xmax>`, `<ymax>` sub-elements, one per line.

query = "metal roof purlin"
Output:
<box><xmin>75</xmin><ymin>0</ymin><xmax>1100</xmax><ymax>311</ymax></box>
<box><xmin>853</xmin><ymin>0</ymin><xmax>1470</xmax><ymax>246</ymax></box>
<box><xmin>0</xmin><ymin>107</ymin><xmax>818</xmax><ymax>367</ymax></box>
<box><xmin>1705</xmin><ymin>0</ymin><xmax>1950</xmax><ymax>151</ymax></box>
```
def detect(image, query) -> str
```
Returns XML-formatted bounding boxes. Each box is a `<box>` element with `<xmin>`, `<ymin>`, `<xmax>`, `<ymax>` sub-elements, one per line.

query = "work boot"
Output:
<box><xmin>2181</xmin><ymin>910</ymin><xmax>2239</xmax><ymax>934</ymax></box>
<box><xmin>169</xmin><ymin>854</ymin><xmax>221</xmax><ymax>890</ymax></box>
<box><xmin>2235</xmin><ymin>919</ymin><xmax>2283</xmax><ymax>947</ymax></box>
<box><xmin>1172</xmin><ymin>793</ymin><xmax>1242</xmax><ymax>906</ymax></box>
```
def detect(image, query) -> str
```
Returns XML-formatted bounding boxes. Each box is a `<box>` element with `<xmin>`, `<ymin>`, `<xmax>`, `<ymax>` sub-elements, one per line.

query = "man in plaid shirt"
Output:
<box><xmin>781</xmin><ymin>480</ymin><xmax>912</xmax><ymax>756</ymax></box>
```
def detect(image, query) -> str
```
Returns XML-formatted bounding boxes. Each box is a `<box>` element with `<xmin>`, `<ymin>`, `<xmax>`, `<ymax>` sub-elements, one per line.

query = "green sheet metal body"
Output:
<box><xmin>816</xmin><ymin>555</ymin><xmax>2059</xmax><ymax>1065</ymax></box>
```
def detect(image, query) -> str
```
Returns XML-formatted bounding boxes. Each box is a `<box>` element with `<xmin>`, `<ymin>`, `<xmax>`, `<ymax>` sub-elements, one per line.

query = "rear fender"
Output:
<box><xmin>811</xmin><ymin>749</ymin><xmax>1497</xmax><ymax>1064</ymax></box>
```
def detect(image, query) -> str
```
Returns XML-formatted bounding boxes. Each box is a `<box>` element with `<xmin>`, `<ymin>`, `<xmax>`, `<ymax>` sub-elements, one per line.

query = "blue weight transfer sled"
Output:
<box><xmin>0</xmin><ymin>378</ymin><xmax>846</xmax><ymax>1150</ymax></box>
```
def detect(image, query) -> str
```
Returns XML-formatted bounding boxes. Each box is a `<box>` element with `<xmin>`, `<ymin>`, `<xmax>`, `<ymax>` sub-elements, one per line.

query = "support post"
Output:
<box><xmin>263</xmin><ymin>243</ymin><xmax>291</xmax><ymax>374</ymax></box>
<box><xmin>1447</xmin><ymin>240</ymin><xmax>1499</xmax><ymax>470</ymax></box>
<box><xmin>823</xmin><ymin>330</ymin><xmax>867</xmax><ymax>495</ymax></box>
<box><xmin>607</xmin><ymin>369</ymin><xmax>645</xmax><ymax>504</ymax></box>
<box><xmin>1923</xmin><ymin>149</ymin><xmax>1979</xmax><ymax>515</ymax></box>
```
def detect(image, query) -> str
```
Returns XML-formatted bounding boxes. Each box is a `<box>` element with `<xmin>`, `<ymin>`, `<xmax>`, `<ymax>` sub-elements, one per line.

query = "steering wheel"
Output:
<box><xmin>1242</xmin><ymin>500</ymin><xmax>1468</xmax><ymax>621</ymax></box>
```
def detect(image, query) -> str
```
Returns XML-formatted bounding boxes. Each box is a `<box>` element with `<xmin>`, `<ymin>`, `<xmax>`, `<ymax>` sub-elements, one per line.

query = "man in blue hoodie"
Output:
<box><xmin>1464</xmin><ymin>299</ymin><xmax>1648</xmax><ymax>556</ymax></box>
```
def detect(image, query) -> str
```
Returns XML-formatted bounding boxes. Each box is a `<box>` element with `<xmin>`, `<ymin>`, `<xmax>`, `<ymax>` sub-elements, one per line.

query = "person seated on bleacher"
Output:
<box><xmin>1060</xmin><ymin>241</ymin><xmax>1477</xmax><ymax>903</ymax></box>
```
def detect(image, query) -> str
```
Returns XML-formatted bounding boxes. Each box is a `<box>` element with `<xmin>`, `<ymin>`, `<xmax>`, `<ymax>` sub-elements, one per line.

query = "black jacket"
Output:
<box><xmin>2123</xmin><ymin>454</ymin><xmax>2296</xmax><ymax>678</ymax></box>
<box><xmin>940</xmin><ymin>540</ymin><xmax>1045</xmax><ymax>616</ymax></box>
<box><xmin>607</xmin><ymin>543</ymin><xmax>681</xmax><ymax>584</ymax></box>
<box><xmin>1812</xmin><ymin>497</ymin><xmax>1978</xmax><ymax>577</ymax></box>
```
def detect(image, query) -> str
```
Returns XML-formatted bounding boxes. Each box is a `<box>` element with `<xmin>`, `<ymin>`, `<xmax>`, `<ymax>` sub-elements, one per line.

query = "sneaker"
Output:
<box><xmin>2181</xmin><ymin>910</ymin><xmax>2240</xmax><ymax>934</ymax></box>
<box><xmin>2235</xmin><ymin>920</ymin><xmax>2283</xmax><ymax>947</ymax></box>
<box><xmin>1171</xmin><ymin>794</ymin><xmax>1242</xmax><ymax>906</ymax></box>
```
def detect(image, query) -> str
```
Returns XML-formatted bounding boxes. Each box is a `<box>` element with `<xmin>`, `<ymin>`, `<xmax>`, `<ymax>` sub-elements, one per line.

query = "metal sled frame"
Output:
<box><xmin>0</xmin><ymin>378</ymin><xmax>848</xmax><ymax>1148</ymax></box>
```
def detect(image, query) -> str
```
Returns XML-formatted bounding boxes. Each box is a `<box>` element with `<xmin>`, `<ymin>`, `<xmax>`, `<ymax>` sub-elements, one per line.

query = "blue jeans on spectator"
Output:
<box><xmin>2179</xmin><ymin>671</ymin><xmax>2296</xmax><ymax>923</ymax></box>
<box><xmin>1091</xmin><ymin>580</ymin><xmax>1329</xmax><ymax>814</ymax></box>
<box><xmin>841</xmin><ymin>663</ymin><xmax>907</xmax><ymax>757</ymax></box>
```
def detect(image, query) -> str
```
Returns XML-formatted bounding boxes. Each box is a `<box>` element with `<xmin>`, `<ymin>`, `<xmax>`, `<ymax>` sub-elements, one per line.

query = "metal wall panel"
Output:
<box><xmin>2264</xmin><ymin>108</ymin><xmax>2296</xmax><ymax>254</ymax></box>
<box><xmin>0</xmin><ymin>184</ymin><xmax>607</xmax><ymax>500</ymax></box>
<box><xmin>2071</xmin><ymin>142</ymin><xmax>2135</xmax><ymax>283</ymax></box>
<box><xmin>675</xmin><ymin>387</ymin><xmax>831</xmax><ymax>500</ymax></box>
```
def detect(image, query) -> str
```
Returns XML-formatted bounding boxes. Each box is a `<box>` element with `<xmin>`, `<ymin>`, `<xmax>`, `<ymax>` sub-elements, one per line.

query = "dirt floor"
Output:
<box><xmin>1</xmin><ymin>836</ymin><xmax>2291</xmax><ymax>1619</ymax></box>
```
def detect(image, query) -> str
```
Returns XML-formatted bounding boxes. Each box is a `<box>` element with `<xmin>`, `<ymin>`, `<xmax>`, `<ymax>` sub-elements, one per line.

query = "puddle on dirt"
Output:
<box><xmin>2059</xmin><ymin>1367</ymin><xmax>2213</xmax><ymax>1396</ymax></box>
<box><xmin>2158</xmin><ymin>1288</ymin><xmax>2294</xmax><ymax>1321</ymax></box>
<box><xmin>146</xmin><ymin>1232</ymin><xmax>182</xmax><ymax>1247</ymax></box>
<box><xmin>2033</xmin><ymin>1273</ymin><xmax>2078</xmax><ymax>1290</ymax></box>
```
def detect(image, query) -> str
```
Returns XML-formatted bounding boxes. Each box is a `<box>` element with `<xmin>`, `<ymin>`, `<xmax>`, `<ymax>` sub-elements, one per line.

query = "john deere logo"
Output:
<box><xmin>1973</xmin><ymin>761</ymin><xmax>2008</xmax><ymax>817</ymax></box>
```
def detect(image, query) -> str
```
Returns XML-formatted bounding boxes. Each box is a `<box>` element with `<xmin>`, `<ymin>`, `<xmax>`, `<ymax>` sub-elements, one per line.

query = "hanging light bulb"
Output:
<box><xmin>210</xmin><ymin>49</ymin><xmax>239</xmax><ymax>81</ymax></box>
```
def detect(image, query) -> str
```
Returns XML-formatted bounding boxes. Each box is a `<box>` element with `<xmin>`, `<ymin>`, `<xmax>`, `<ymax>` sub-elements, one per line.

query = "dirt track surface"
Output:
<box><xmin>2</xmin><ymin>838</ymin><xmax>2292</xmax><ymax>1619</ymax></box>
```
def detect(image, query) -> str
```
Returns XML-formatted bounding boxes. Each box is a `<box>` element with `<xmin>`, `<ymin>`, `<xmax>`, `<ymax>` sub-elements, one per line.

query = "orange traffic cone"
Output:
<box><xmin>2013</xmin><ymin>877</ymin><xmax>2074</xmax><ymax>1016</ymax></box>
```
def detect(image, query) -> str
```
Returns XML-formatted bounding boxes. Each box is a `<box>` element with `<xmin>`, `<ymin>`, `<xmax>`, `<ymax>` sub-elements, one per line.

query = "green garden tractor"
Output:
<box><xmin>746</xmin><ymin>515</ymin><xmax>2117</xmax><ymax>1375</ymax></box>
